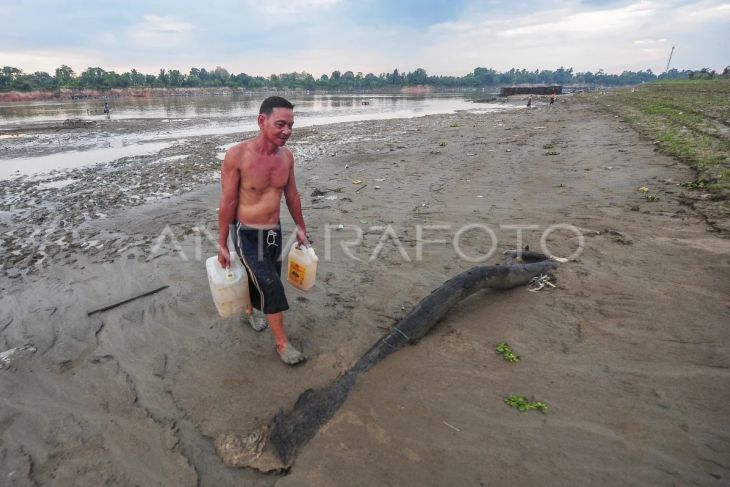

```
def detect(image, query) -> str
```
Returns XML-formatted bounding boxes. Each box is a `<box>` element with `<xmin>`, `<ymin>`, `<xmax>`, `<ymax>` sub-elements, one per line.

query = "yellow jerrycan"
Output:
<box><xmin>206</xmin><ymin>255</ymin><xmax>251</xmax><ymax>318</ymax></box>
<box><xmin>287</xmin><ymin>245</ymin><xmax>318</xmax><ymax>291</ymax></box>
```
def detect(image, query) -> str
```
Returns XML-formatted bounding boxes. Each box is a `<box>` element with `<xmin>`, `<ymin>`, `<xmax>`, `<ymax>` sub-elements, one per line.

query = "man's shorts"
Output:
<box><xmin>231</xmin><ymin>220</ymin><xmax>290</xmax><ymax>315</ymax></box>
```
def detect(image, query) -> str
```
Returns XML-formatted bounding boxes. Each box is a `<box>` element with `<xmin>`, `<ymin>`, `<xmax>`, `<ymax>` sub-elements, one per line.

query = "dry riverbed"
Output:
<box><xmin>1</xmin><ymin>98</ymin><xmax>728</xmax><ymax>486</ymax></box>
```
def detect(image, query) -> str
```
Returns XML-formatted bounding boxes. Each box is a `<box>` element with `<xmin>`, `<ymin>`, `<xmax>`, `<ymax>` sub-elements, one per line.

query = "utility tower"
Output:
<box><xmin>665</xmin><ymin>46</ymin><xmax>675</xmax><ymax>73</ymax></box>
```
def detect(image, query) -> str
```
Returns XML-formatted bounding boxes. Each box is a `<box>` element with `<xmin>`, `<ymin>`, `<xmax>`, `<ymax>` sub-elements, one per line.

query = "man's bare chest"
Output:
<box><xmin>241</xmin><ymin>159</ymin><xmax>289</xmax><ymax>190</ymax></box>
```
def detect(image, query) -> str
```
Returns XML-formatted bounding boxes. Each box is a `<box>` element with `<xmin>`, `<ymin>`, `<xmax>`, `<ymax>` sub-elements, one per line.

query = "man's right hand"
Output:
<box><xmin>218</xmin><ymin>246</ymin><xmax>231</xmax><ymax>269</ymax></box>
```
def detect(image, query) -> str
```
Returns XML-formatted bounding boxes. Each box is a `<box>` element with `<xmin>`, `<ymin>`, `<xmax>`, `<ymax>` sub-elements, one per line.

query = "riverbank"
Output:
<box><xmin>1</xmin><ymin>98</ymin><xmax>728</xmax><ymax>485</ymax></box>
<box><xmin>0</xmin><ymin>87</ymin><xmax>254</xmax><ymax>102</ymax></box>
<box><xmin>0</xmin><ymin>85</ymin><xmax>480</xmax><ymax>103</ymax></box>
<box><xmin>588</xmin><ymin>80</ymin><xmax>730</xmax><ymax>232</ymax></box>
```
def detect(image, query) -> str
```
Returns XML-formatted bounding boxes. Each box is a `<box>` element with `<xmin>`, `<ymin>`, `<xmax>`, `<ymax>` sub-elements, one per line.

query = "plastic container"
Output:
<box><xmin>206</xmin><ymin>255</ymin><xmax>251</xmax><ymax>318</ymax></box>
<box><xmin>287</xmin><ymin>245</ymin><xmax>318</xmax><ymax>291</ymax></box>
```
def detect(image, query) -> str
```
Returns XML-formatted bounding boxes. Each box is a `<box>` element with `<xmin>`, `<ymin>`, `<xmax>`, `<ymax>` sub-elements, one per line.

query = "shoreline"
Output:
<box><xmin>1</xmin><ymin>99</ymin><xmax>729</xmax><ymax>485</ymax></box>
<box><xmin>0</xmin><ymin>86</ymin><xmax>487</xmax><ymax>103</ymax></box>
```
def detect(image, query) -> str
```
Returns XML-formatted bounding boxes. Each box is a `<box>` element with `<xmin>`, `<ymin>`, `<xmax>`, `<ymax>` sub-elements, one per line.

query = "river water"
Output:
<box><xmin>0</xmin><ymin>93</ymin><xmax>504</xmax><ymax>126</ymax></box>
<box><xmin>0</xmin><ymin>93</ymin><xmax>511</xmax><ymax>178</ymax></box>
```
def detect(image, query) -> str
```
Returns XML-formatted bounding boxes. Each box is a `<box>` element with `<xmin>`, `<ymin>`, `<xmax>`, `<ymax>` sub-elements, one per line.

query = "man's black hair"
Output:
<box><xmin>259</xmin><ymin>96</ymin><xmax>294</xmax><ymax>115</ymax></box>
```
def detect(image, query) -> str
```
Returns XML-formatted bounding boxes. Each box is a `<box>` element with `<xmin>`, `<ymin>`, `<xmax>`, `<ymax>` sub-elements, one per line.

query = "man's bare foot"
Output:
<box><xmin>243</xmin><ymin>309</ymin><xmax>268</xmax><ymax>332</ymax></box>
<box><xmin>277</xmin><ymin>343</ymin><xmax>306</xmax><ymax>365</ymax></box>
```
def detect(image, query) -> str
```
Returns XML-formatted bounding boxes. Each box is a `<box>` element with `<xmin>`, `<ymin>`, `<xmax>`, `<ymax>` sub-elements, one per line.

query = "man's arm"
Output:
<box><xmin>218</xmin><ymin>149</ymin><xmax>241</xmax><ymax>267</ymax></box>
<box><xmin>283</xmin><ymin>150</ymin><xmax>309</xmax><ymax>247</ymax></box>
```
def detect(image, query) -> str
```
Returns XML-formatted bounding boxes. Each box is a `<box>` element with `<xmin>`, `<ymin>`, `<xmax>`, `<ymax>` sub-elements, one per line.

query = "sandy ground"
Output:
<box><xmin>1</xmin><ymin>98</ymin><xmax>729</xmax><ymax>486</ymax></box>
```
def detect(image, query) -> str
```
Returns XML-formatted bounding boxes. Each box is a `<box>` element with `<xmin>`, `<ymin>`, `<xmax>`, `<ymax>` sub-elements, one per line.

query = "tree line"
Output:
<box><xmin>0</xmin><ymin>64</ymin><xmax>717</xmax><ymax>93</ymax></box>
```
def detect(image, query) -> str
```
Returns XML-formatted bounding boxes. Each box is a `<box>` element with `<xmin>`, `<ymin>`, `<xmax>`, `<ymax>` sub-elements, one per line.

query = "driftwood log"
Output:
<box><xmin>216</xmin><ymin>252</ymin><xmax>559</xmax><ymax>472</ymax></box>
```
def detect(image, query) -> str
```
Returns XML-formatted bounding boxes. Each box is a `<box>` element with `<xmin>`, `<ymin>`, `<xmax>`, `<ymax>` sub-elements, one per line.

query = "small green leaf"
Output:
<box><xmin>495</xmin><ymin>342</ymin><xmax>520</xmax><ymax>363</ymax></box>
<box><xmin>504</xmin><ymin>395</ymin><xmax>549</xmax><ymax>414</ymax></box>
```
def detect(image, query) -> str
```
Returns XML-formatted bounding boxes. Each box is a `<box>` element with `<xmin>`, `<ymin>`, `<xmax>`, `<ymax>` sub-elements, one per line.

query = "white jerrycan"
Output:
<box><xmin>287</xmin><ymin>245</ymin><xmax>318</xmax><ymax>291</ymax></box>
<box><xmin>206</xmin><ymin>255</ymin><xmax>251</xmax><ymax>318</ymax></box>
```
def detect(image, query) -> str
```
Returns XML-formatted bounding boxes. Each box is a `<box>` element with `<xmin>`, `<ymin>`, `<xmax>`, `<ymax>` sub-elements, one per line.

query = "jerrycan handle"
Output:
<box><xmin>292</xmin><ymin>242</ymin><xmax>307</xmax><ymax>254</ymax></box>
<box><xmin>224</xmin><ymin>264</ymin><xmax>235</xmax><ymax>280</ymax></box>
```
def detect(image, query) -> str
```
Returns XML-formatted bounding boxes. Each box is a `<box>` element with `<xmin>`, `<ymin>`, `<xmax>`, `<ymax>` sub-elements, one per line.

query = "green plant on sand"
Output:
<box><xmin>504</xmin><ymin>395</ymin><xmax>549</xmax><ymax>413</ymax></box>
<box><xmin>495</xmin><ymin>342</ymin><xmax>520</xmax><ymax>363</ymax></box>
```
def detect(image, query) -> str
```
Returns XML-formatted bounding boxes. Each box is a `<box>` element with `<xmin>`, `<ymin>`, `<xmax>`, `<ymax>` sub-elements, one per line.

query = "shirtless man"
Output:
<box><xmin>217</xmin><ymin>96</ymin><xmax>308</xmax><ymax>365</ymax></box>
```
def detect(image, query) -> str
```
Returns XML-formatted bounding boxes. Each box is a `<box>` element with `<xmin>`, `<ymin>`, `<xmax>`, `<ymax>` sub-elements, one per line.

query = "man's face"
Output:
<box><xmin>258</xmin><ymin>107</ymin><xmax>294</xmax><ymax>147</ymax></box>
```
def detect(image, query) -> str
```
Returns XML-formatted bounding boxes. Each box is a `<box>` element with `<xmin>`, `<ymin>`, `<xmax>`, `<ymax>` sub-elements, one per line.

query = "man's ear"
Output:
<box><xmin>257</xmin><ymin>113</ymin><xmax>266</xmax><ymax>128</ymax></box>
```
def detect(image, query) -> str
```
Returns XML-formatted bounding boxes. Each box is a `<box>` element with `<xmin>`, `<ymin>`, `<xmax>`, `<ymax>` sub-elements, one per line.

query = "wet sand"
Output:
<box><xmin>1</xmin><ymin>98</ymin><xmax>729</xmax><ymax>485</ymax></box>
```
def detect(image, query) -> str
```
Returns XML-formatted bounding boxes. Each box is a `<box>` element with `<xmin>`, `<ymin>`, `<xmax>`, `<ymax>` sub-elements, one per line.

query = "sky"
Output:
<box><xmin>1</xmin><ymin>0</ymin><xmax>728</xmax><ymax>77</ymax></box>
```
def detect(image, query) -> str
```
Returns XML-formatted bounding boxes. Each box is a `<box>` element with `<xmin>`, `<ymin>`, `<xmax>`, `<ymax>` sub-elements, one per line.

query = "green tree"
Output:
<box><xmin>130</xmin><ymin>69</ymin><xmax>146</xmax><ymax>86</ymax></box>
<box><xmin>0</xmin><ymin>66</ymin><xmax>21</xmax><ymax>90</ymax></box>
<box><xmin>54</xmin><ymin>65</ymin><xmax>75</xmax><ymax>86</ymax></box>
<box><xmin>168</xmin><ymin>69</ymin><xmax>184</xmax><ymax>86</ymax></box>
<box><xmin>158</xmin><ymin>68</ymin><xmax>169</xmax><ymax>86</ymax></box>
<box><xmin>405</xmin><ymin>68</ymin><xmax>428</xmax><ymax>85</ymax></box>
<box><xmin>79</xmin><ymin>67</ymin><xmax>108</xmax><ymax>89</ymax></box>
<box><xmin>472</xmin><ymin>67</ymin><xmax>497</xmax><ymax>85</ymax></box>
<box><xmin>388</xmin><ymin>68</ymin><xmax>401</xmax><ymax>85</ymax></box>
<box><xmin>213</xmin><ymin>66</ymin><xmax>230</xmax><ymax>84</ymax></box>
<box><xmin>329</xmin><ymin>70</ymin><xmax>341</xmax><ymax>89</ymax></box>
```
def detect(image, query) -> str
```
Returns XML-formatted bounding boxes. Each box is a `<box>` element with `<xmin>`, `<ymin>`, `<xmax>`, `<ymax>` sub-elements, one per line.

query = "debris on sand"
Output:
<box><xmin>62</xmin><ymin>119</ymin><xmax>96</xmax><ymax>129</ymax></box>
<box><xmin>0</xmin><ymin>345</ymin><xmax>37</xmax><ymax>369</ymax></box>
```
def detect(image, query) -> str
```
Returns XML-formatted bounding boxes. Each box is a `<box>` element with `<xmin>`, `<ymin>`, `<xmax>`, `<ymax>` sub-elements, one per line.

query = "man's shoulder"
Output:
<box><xmin>277</xmin><ymin>146</ymin><xmax>294</xmax><ymax>162</ymax></box>
<box><xmin>228</xmin><ymin>139</ymin><xmax>253</xmax><ymax>155</ymax></box>
<box><xmin>225</xmin><ymin>140</ymin><xmax>254</xmax><ymax>163</ymax></box>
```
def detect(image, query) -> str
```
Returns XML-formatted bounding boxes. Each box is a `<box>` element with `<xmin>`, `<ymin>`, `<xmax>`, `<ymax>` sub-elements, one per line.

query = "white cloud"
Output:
<box><xmin>246</xmin><ymin>0</ymin><xmax>342</xmax><ymax>17</ymax></box>
<box><xmin>404</xmin><ymin>0</ymin><xmax>728</xmax><ymax>74</ymax></box>
<box><xmin>0</xmin><ymin>49</ymin><xmax>100</xmax><ymax>74</ymax></box>
<box><xmin>634</xmin><ymin>38</ymin><xmax>668</xmax><ymax>45</ymax></box>
<box><xmin>498</xmin><ymin>1</ymin><xmax>656</xmax><ymax>38</ymax></box>
<box><xmin>672</xmin><ymin>1</ymin><xmax>730</xmax><ymax>23</ymax></box>
<box><xmin>126</xmin><ymin>15</ymin><xmax>195</xmax><ymax>49</ymax></box>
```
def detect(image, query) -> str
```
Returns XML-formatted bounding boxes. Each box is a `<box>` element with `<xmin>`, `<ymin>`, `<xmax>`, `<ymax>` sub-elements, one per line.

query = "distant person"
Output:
<box><xmin>217</xmin><ymin>96</ymin><xmax>309</xmax><ymax>365</ymax></box>
<box><xmin>549</xmin><ymin>92</ymin><xmax>556</xmax><ymax>108</ymax></box>
<box><xmin>526</xmin><ymin>95</ymin><xmax>532</xmax><ymax>108</ymax></box>
<box><xmin>103</xmin><ymin>100</ymin><xmax>110</xmax><ymax>115</ymax></box>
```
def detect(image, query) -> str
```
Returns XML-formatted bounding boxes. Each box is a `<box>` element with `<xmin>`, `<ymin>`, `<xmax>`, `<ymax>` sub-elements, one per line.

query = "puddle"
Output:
<box><xmin>0</xmin><ymin>141</ymin><xmax>170</xmax><ymax>178</ymax></box>
<box><xmin>136</xmin><ymin>104</ymin><xmax>516</xmax><ymax>141</ymax></box>
<box><xmin>37</xmin><ymin>178</ymin><xmax>78</xmax><ymax>189</ymax></box>
<box><xmin>144</xmin><ymin>192</ymin><xmax>173</xmax><ymax>201</ymax></box>
<box><xmin>153</xmin><ymin>154</ymin><xmax>190</xmax><ymax>164</ymax></box>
